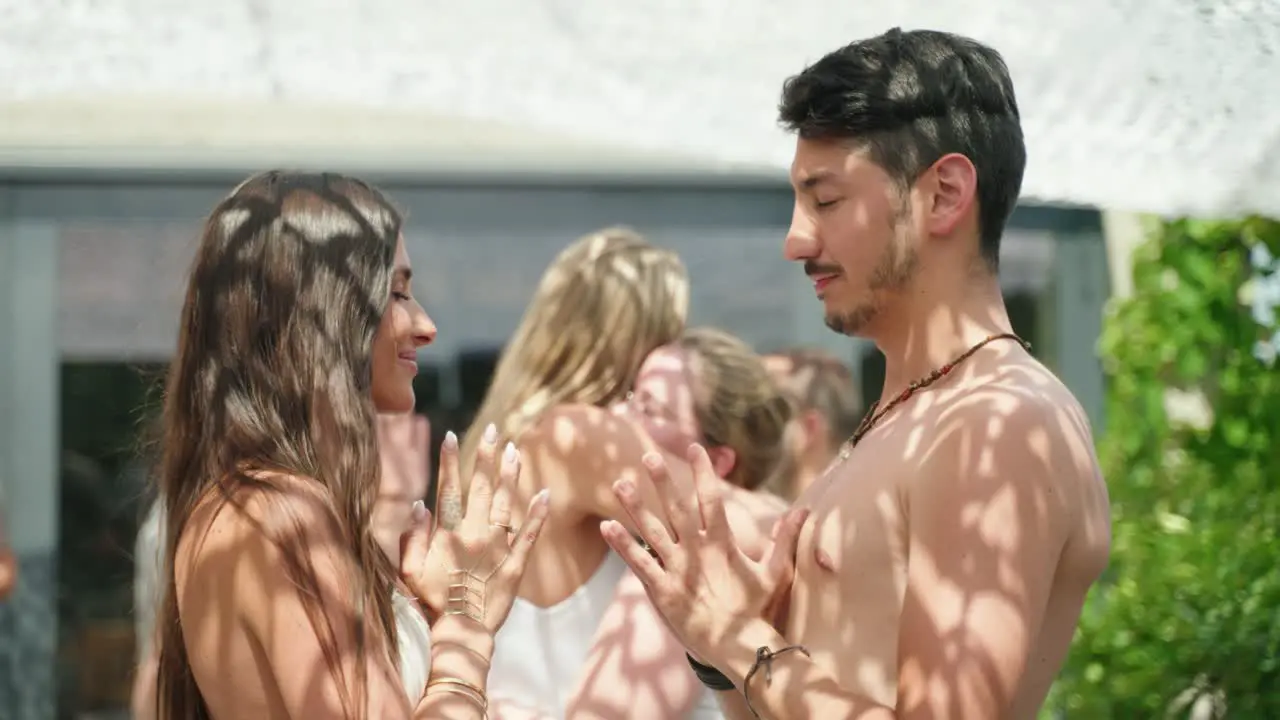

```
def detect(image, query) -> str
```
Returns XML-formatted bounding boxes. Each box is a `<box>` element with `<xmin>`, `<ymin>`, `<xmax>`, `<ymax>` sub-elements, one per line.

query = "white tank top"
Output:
<box><xmin>487</xmin><ymin>551</ymin><xmax>723</xmax><ymax>719</ymax></box>
<box><xmin>393</xmin><ymin>589</ymin><xmax>433</xmax><ymax>702</ymax></box>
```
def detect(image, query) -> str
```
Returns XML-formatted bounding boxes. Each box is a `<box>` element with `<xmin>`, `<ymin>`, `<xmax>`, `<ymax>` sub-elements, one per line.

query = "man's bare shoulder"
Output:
<box><xmin>941</xmin><ymin>353</ymin><xmax>1097</xmax><ymax>461</ymax></box>
<box><xmin>911</xmin><ymin>357</ymin><xmax>1109</xmax><ymax>549</ymax></box>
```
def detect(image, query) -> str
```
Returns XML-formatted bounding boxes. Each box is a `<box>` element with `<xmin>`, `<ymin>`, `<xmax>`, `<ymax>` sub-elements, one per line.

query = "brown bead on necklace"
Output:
<box><xmin>837</xmin><ymin>333</ymin><xmax>1030</xmax><ymax>462</ymax></box>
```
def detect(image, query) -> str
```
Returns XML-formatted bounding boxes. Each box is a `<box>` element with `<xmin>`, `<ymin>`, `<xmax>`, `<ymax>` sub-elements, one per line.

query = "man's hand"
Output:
<box><xmin>760</xmin><ymin>515</ymin><xmax>797</xmax><ymax>633</ymax></box>
<box><xmin>599</xmin><ymin>444</ymin><xmax>808</xmax><ymax>664</ymax></box>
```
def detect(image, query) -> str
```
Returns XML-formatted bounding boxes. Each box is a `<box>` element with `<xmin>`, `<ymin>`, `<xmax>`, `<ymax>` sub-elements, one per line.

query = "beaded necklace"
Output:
<box><xmin>837</xmin><ymin>332</ymin><xmax>1030</xmax><ymax>461</ymax></box>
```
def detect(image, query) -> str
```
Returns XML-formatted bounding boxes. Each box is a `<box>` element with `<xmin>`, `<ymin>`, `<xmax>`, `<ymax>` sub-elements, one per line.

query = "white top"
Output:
<box><xmin>134</xmin><ymin>500</ymin><xmax>165</xmax><ymax>662</ymax></box>
<box><xmin>488</xmin><ymin>551</ymin><xmax>723</xmax><ymax>719</ymax></box>
<box><xmin>135</xmin><ymin>501</ymin><xmax>432</xmax><ymax>702</ymax></box>
<box><xmin>393</xmin><ymin>589</ymin><xmax>433</xmax><ymax>701</ymax></box>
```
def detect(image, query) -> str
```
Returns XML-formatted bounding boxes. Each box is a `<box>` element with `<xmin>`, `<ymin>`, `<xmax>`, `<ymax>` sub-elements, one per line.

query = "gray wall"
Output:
<box><xmin>1</xmin><ymin>177</ymin><xmax>1068</xmax><ymax>364</ymax></box>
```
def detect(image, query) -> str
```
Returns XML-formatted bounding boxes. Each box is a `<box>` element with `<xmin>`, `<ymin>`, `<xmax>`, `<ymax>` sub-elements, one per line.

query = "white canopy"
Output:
<box><xmin>2</xmin><ymin>0</ymin><xmax>1277</xmax><ymax>216</ymax></box>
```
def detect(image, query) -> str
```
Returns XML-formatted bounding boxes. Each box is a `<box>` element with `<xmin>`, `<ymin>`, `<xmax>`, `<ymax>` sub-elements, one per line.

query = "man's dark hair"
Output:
<box><xmin>778</xmin><ymin>28</ymin><xmax>1025</xmax><ymax>270</ymax></box>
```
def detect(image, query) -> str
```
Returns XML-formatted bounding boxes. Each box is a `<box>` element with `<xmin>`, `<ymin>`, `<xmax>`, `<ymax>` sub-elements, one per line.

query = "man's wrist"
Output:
<box><xmin>686</xmin><ymin>652</ymin><xmax>736</xmax><ymax>691</ymax></box>
<box><xmin>707</xmin><ymin>618</ymin><xmax>790</xmax><ymax>689</ymax></box>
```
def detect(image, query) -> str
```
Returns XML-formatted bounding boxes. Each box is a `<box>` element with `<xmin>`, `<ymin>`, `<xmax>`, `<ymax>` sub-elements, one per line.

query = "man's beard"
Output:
<box><xmin>825</xmin><ymin>231</ymin><xmax>919</xmax><ymax>337</ymax></box>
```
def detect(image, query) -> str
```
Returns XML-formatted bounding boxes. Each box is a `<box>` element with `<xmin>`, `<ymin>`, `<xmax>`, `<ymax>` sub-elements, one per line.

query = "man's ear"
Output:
<box><xmin>921</xmin><ymin>152</ymin><xmax>978</xmax><ymax>238</ymax></box>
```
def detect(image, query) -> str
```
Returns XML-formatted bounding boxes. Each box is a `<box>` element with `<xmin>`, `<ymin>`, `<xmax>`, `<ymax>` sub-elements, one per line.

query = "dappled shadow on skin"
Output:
<box><xmin>566</xmin><ymin>571</ymin><xmax>706</xmax><ymax>720</ymax></box>
<box><xmin>165</xmin><ymin>425</ymin><xmax>434</xmax><ymax>717</ymax></box>
<box><xmin>500</xmin><ymin>402</ymin><xmax>690</xmax><ymax>610</ymax></box>
<box><xmin>487</xmin><ymin>403</ymin><xmax>704</xmax><ymax>718</ymax></box>
<box><xmin>773</xmin><ymin>321</ymin><xmax>1110</xmax><ymax>718</ymax></box>
<box><xmin>173</xmin><ymin>481</ymin><xmax>409</xmax><ymax>718</ymax></box>
<box><xmin>472</xmin><ymin>381</ymin><xmax>779</xmax><ymax>718</ymax></box>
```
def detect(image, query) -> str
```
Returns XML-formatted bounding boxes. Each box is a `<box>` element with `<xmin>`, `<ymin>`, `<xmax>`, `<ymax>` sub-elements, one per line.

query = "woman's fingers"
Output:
<box><xmin>503</xmin><ymin>489</ymin><xmax>551</xmax><ymax>580</ymax></box>
<box><xmin>434</xmin><ymin>431</ymin><xmax>464</xmax><ymax>529</ymax></box>
<box><xmin>465</xmin><ymin>423</ymin><xmax>500</xmax><ymax>529</ymax></box>
<box><xmin>489</xmin><ymin>442</ymin><xmax>518</xmax><ymax>533</ymax></box>
<box><xmin>398</xmin><ymin>499</ymin><xmax>434</xmax><ymax>600</ymax></box>
<box><xmin>600</xmin><ymin>519</ymin><xmax>666</xmax><ymax>588</ymax></box>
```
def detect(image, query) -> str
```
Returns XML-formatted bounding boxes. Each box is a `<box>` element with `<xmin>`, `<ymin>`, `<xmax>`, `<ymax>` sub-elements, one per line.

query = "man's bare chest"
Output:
<box><xmin>792</xmin><ymin>446</ymin><xmax>911</xmax><ymax>605</ymax></box>
<box><xmin>784</xmin><ymin>450</ymin><xmax>912</xmax><ymax>702</ymax></box>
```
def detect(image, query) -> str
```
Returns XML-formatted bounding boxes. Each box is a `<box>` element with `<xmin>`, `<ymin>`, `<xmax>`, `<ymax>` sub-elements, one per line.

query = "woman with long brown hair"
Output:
<box><xmin>152</xmin><ymin>171</ymin><xmax>549</xmax><ymax>719</ymax></box>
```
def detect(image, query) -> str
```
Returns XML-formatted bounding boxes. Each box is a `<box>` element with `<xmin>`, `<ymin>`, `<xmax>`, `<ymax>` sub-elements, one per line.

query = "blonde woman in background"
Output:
<box><xmin>562</xmin><ymin>327</ymin><xmax>793</xmax><ymax>720</ymax></box>
<box><xmin>425</xmin><ymin>227</ymin><xmax>705</xmax><ymax>718</ymax></box>
<box><xmin>478</xmin><ymin>323</ymin><xmax>792</xmax><ymax>719</ymax></box>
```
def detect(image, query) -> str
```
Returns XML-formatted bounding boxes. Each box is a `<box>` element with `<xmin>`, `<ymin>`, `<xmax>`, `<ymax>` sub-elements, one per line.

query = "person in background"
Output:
<box><xmin>483</xmin><ymin>325</ymin><xmax>792</xmax><ymax>720</ymax></box>
<box><xmin>760</xmin><ymin>348</ymin><xmax>862</xmax><ymax>500</ymax></box>
<box><xmin>0</xmin><ymin>493</ymin><xmax>15</xmax><ymax>601</ymax></box>
<box><xmin>560</xmin><ymin>327</ymin><xmax>791</xmax><ymax>720</ymax></box>
<box><xmin>447</xmin><ymin>228</ymin><xmax>711</xmax><ymax>719</ymax></box>
<box><xmin>130</xmin><ymin>497</ymin><xmax>162</xmax><ymax>719</ymax></box>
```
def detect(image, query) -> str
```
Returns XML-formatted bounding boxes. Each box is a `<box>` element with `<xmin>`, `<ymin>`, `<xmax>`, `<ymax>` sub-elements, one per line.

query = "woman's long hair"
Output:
<box><xmin>461</xmin><ymin>227</ymin><xmax>689</xmax><ymax>467</ymax></box>
<box><xmin>154</xmin><ymin>171</ymin><xmax>403</xmax><ymax>719</ymax></box>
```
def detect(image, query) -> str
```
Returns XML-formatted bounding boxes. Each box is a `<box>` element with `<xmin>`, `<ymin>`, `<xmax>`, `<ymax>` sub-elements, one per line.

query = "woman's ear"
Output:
<box><xmin>705</xmin><ymin>445</ymin><xmax>737</xmax><ymax>483</ymax></box>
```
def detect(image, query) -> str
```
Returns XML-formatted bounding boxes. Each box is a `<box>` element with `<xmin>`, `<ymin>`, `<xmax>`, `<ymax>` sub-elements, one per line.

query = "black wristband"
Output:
<box><xmin>686</xmin><ymin>653</ymin><xmax>736</xmax><ymax>691</ymax></box>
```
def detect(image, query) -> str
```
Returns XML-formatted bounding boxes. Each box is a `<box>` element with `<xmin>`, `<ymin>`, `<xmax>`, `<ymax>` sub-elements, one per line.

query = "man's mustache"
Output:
<box><xmin>803</xmin><ymin>261</ymin><xmax>841</xmax><ymax>277</ymax></box>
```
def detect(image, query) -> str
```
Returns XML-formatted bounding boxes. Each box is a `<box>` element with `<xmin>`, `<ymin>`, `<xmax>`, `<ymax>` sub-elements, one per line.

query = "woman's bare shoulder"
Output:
<box><xmin>180</xmin><ymin>475</ymin><xmax>345</xmax><ymax>594</ymax></box>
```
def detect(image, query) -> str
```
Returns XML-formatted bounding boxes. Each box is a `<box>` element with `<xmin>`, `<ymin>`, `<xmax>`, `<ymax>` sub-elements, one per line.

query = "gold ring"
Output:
<box><xmin>491</xmin><ymin>522</ymin><xmax>514</xmax><ymax>533</ymax></box>
<box><xmin>640</xmin><ymin>540</ymin><xmax>665</xmax><ymax>568</ymax></box>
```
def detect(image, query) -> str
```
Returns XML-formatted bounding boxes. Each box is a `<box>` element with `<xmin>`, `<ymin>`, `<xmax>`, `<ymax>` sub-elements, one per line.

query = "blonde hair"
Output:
<box><xmin>677</xmin><ymin>327</ymin><xmax>793</xmax><ymax>492</ymax></box>
<box><xmin>462</xmin><ymin>227</ymin><xmax>689</xmax><ymax>466</ymax></box>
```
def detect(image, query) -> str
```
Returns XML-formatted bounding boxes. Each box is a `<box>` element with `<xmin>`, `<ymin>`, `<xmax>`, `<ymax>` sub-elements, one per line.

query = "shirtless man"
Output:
<box><xmin>600</xmin><ymin>28</ymin><xmax>1112</xmax><ymax>719</ymax></box>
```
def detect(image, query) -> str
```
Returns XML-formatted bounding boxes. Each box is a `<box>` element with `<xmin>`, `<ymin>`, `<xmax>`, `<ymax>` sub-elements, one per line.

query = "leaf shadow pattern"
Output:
<box><xmin>499</xmin><ymin>395</ymin><xmax>781</xmax><ymax>720</ymax></box>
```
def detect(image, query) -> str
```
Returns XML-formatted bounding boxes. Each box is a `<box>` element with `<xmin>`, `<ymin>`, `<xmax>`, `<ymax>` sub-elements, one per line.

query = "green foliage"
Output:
<box><xmin>1050</xmin><ymin>218</ymin><xmax>1280</xmax><ymax>718</ymax></box>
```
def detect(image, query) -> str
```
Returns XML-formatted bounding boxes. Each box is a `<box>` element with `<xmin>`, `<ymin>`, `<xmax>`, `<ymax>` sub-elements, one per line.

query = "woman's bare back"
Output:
<box><xmin>174</xmin><ymin>483</ymin><xmax>411</xmax><ymax>719</ymax></box>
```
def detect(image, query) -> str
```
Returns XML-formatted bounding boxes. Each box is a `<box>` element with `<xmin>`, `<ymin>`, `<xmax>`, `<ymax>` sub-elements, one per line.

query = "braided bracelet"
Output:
<box><xmin>743</xmin><ymin>644</ymin><xmax>810</xmax><ymax>718</ymax></box>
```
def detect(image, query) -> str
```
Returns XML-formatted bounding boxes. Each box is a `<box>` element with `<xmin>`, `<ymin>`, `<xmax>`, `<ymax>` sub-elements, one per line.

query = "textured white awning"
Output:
<box><xmin>2</xmin><ymin>0</ymin><xmax>1277</xmax><ymax>216</ymax></box>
